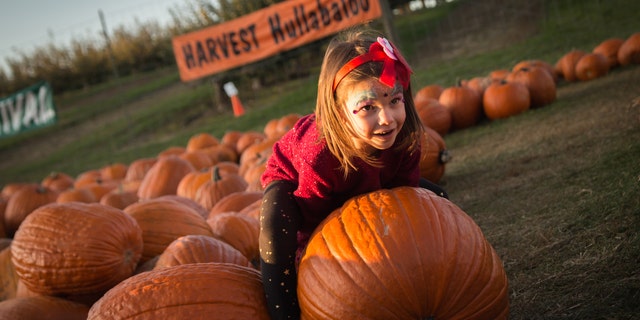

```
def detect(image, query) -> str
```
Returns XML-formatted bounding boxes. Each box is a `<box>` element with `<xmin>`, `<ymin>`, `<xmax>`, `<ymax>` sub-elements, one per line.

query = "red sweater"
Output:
<box><xmin>261</xmin><ymin>114</ymin><xmax>420</xmax><ymax>241</ymax></box>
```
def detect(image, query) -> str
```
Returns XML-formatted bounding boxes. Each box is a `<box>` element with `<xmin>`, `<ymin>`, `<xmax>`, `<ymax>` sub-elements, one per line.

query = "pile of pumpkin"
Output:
<box><xmin>413</xmin><ymin>32</ymin><xmax>640</xmax><ymax>137</ymax></box>
<box><xmin>1</xmin><ymin>31</ymin><xmax>636</xmax><ymax>320</ymax></box>
<box><xmin>0</xmin><ymin>109</ymin><xmax>508</xmax><ymax>318</ymax></box>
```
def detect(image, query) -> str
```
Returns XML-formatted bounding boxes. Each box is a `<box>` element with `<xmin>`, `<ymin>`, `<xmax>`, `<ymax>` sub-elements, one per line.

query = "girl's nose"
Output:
<box><xmin>377</xmin><ymin>107</ymin><xmax>393</xmax><ymax>125</ymax></box>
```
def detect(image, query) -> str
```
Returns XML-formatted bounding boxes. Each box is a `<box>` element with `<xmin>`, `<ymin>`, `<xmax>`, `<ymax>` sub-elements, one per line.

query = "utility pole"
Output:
<box><xmin>98</xmin><ymin>9</ymin><xmax>119</xmax><ymax>79</ymax></box>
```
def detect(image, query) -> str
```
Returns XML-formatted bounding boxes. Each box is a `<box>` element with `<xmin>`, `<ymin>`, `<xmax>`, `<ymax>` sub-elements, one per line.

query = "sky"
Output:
<box><xmin>0</xmin><ymin>0</ymin><xmax>184</xmax><ymax>74</ymax></box>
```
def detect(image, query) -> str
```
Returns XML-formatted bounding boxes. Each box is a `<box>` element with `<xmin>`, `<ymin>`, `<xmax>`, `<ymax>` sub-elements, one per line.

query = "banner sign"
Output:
<box><xmin>0</xmin><ymin>81</ymin><xmax>57</xmax><ymax>138</ymax></box>
<box><xmin>172</xmin><ymin>0</ymin><xmax>382</xmax><ymax>82</ymax></box>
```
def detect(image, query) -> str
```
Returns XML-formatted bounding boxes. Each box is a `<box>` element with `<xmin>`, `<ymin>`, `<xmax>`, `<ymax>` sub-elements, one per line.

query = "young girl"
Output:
<box><xmin>259</xmin><ymin>27</ymin><xmax>448</xmax><ymax>319</ymax></box>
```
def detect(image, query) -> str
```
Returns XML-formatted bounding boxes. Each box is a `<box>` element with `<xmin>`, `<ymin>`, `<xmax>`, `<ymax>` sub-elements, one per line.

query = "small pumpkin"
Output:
<box><xmin>56</xmin><ymin>187</ymin><xmax>97</xmax><ymax>204</ymax></box>
<box><xmin>555</xmin><ymin>49</ymin><xmax>586</xmax><ymax>82</ymax></box>
<box><xmin>186</xmin><ymin>132</ymin><xmax>219</xmax><ymax>152</ymax></box>
<box><xmin>419</xmin><ymin>127</ymin><xmax>451</xmax><ymax>184</ymax></box>
<box><xmin>298</xmin><ymin>187</ymin><xmax>509</xmax><ymax>319</ymax></box>
<box><xmin>575</xmin><ymin>53</ymin><xmax>609</xmax><ymax>81</ymax></box>
<box><xmin>137</xmin><ymin>155</ymin><xmax>195</xmax><ymax>200</ymax></box>
<box><xmin>87</xmin><ymin>263</ymin><xmax>269</xmax><ymax>319</ymax></box>
<box><xmin>617</xmin><ymin>32</ymin><xmax>640</xmax><ymax>66</ymax></box>
<box><xmin>195</xmin><ymin>166</ymin><xmax>248</xmax><ymax>211</ymax></box>
<box><xmin>4</xmin><ymin>184</ymin><xmax>58</xmax><ymax>238</ymax></box>
<box><xmin>413</xmin><ymin>84</ymin><xmax>444</xmax><ymax>105</ymax></box>
<box><xmin>593</xmin><ymin>38</ymin><xmax>625</xmax><ymax>68</ymax></box>
<box><xmin>207</xmin><ymin>212</ymin><xmax>260</xmax><ymax>264</ymax></box>
<box><xmin>123</xmin><ymin>157</ymin><xmax>158</xmax><ymax>182</ymax></box>
<box><xmin>483</xmin><ymin>80</ymin><xmax>531</xmax><ymax>120</ymax></box>
<box><xmin>124</xmin><ymin>198</ymin><xmax>213</xmax><ymax>263</ymax></box>
<box><xmin>154</xmin><ymin>234</ymin><xmax>252</xmax><ymax>270</ymax></box>
<box><xmin>209</xmin><ymin>191</ymin><xmax>263</xmax><ymax>219</ymax></box>
<box><xmin>0</xmin><ymin>295</ymin><xmax>89</xmax><ymax>320</ymax></box>
<box><xmin>415</xmin><ymin>97</ymin><xmax>452</xmax><ymax>136</ymax></box>
<box><xmin>0</xmin><ymin>246</ymin><xmax>18</xmax><ymax>301</ymax></box>
<box><xmin>438</xmin><ymin>84</ymin><xmax>482</xmax><ymax>131</ymax></box>
<box><xmin>506</xmin><ymin>66</ymin><xmax>556</xmax><ymax>108</ymax></box>
<box><xmin>41</xmin><ymin>172</ymin><xmax>75</xmax><ymax>193</ymax></box>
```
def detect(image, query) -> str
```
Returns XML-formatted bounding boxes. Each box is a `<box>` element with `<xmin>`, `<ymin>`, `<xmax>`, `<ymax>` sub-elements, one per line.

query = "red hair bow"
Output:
<box><xmin>332</xmin><ymin>37</ymin><xmax>412</xmax><ymax>92</ymax></box>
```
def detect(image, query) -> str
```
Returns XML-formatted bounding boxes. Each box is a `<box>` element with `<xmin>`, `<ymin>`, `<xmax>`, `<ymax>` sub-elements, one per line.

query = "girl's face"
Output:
<box><xmin>341</xmin><ymin>79</ymin><xmax>406</xmax><ymax>152</ymax></box>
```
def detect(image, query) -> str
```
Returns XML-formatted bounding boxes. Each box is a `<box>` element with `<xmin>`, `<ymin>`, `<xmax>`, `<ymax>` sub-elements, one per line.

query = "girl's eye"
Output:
<box><xmin>354</xmin><ymin>105</ymin><xmax>375</xmax><ymax>114</ymax></box>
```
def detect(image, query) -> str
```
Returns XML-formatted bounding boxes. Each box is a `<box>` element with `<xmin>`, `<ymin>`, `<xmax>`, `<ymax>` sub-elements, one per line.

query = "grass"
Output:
<box><xmin>0</xmin><ymin>0</ymin><xmax>639</xmax><ymax>318</ymax></box>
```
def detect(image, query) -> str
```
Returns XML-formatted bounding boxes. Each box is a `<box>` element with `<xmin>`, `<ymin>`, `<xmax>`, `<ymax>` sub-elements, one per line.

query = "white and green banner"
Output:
<box><xmin>0</xmin><ymin>81</ymin><xmax>57</xmax><ymax>138</ymax></box>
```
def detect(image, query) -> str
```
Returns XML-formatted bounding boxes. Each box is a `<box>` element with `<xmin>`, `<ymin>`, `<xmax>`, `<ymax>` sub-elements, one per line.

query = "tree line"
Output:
<box><xmin>0</xmin><ymin>0</ymin><xmax>423</xmax><ymax>97</ymax></box>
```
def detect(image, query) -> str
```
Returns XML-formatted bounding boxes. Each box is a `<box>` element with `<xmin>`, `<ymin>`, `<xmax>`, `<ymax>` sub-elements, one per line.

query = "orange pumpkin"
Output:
<box><xmin>419</xmin><ymin>127</ymin><xmax>451</xmax><ymax>183</ymax></box>
<box><xmin>99</xmin><ymin>188</ymin><xmax>139</xmax><ymax>210</ymax></box>
<box><xmin>555</xmin><ymin>49</ymin><xmax>586</xmax><ymax>82</ymax></box>
<box><xmin>593</xmin><ymin>38</ymin><xmax>625</xmax><ymax>68</ymax></box>
<box><xmin>0</xmin><ymin>295</ymin><xmax>89</xmax><ymax>320</ymax></box>
<box><xmin>617</xmin><ymin>32</ymin><xmax>640</xmax><ymax>66</ymax></box>
<box><xmin>512</xmin><ymin>59</ymin><xmax>557</xmax><ymax>83</ymax></box>
<box><xmin>99</xmin><ymin>162</ymin><xmax>128</xmax><ymax>181</ymax></box>
<box><xmin>137</xmin><ymin>155</ymin><xmax>195</xmax><ymax>200</ymax></box>
<box><xmin>483</xmin><ymin>80</ymin><xmax>530</xmax><ymax>120</ymax></box>
<box><xmin>4</xmin><ymin>184</ymin><xmax>58</xmax><ymax>238</ymax></box>
<box><xmin>56</xmin><ymin>187</ymin><xmax>97</xmax><ymax>204</ymax></box>
<box><xmin>415</xmin><ymin>97</ymin><xmax>452</xmax><ymax>136</ymax></box>
<box><xmin>11</xmin><ymin>202</ymin><xmax>143</xmax><ymax>297</ymax></box>
<box><xmin>186</xmin><ymin>132</ymin><xmax>219</xmax><ymax>152</ymax></box>
<box><xmin>0</xmin><ymin>246</ymin><xmax>18</xmax><ymax>301</ymax></box>
<box><xmin>41</xmin><ymin>172</ymin><xmax>75</xmax><ymax>193</ymax></box>
<box><xmin>413</xmin><ymin>84</ymin><xmax>444</xmax><ymax>106</ymax></box>
<box><xmin>124</xmin><ymin>198</ymin><xmax>213</xmax><ymax>263</ymax></box>
<box><xmin>506</xmin><ymin>66</ymin><xmax>556</xmax><ymax>108</ymax></box>
<box><xmin>207</xmin><ymin>212</ymin><xmax>260</xmax><ymax>263</ymax></box>
<box><xmin>220</xmin><ymin>130</ymin><xmax>244</xmax><ymax>154</ymax></box>
<box><xmin>154</xmin><ymin>235</ymin><xmax>252</xmax><ymax>270</ymax></box>
<box><xmin>87</xmin><ymin>263</ymin><xmax>269</xmax><ymax>319</ymax></box>
<box><xmin>438</xmin><ymin>85</ymin><xmax>482</xmax><ymax>131</ymax></box>
<box><xmin>298</xmin><ymin>187</ymin><xmax>509</xmax><ymax>319</ymax></box>
<box><xmin>575</xmin><ymin>53</ymin><xmax>609</xmax><ymax>81</ymax></box>
<box><xmin>209</xmin><ymin>191</ymin><xmax>263</xmax><ymax>219</ymax></box>
<box><xmin>123</xmin><ymin>157</ymin><xmax>158</xmax><ymax>182</ymax></box>
<box><xmin>195</xmin><ymin>166</ymin><xmax>248</xmax><ymax>211</ymax></box>
<box><xmin>154</xmin><ymin>195</ymin><xmax>210</xmax><ymax>219</ymax></box>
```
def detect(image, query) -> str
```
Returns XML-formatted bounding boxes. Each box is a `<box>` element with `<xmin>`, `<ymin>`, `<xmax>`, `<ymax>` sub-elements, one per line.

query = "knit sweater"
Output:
<box><xmin>261</xmin><ymin>114</ymin><xmax>420</xmax><ymax>242</ymax></box>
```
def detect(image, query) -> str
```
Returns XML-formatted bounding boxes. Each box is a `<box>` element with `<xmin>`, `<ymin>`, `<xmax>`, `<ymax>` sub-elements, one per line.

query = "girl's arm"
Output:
<box><xmin>259</xmin><ymin>180</ymin><xmax>302</xmax><ymax>320</ymax></box>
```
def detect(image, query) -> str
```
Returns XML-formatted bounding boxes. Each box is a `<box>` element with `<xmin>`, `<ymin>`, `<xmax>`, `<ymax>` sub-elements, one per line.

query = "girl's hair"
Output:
<box><xmin>315</xmin><ymin>26</ymin><xmax>423</xmax><ymax>176</ymax></box>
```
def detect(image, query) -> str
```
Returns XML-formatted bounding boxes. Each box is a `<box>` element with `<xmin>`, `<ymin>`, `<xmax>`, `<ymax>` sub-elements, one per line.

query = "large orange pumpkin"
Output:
<box><xmin>298</xmin><ymin>187</ymin><xmax>509</xmax><ymax>320</ymax></box>
<box><xmin>87</xmin><ymin>263</ymin><xmax>270</xmax><ymax>319</ymax></box>
<box><xmin>11</xmin><ymin>202</ymin><xmax>143</xmax><ymax>297</ymax></box>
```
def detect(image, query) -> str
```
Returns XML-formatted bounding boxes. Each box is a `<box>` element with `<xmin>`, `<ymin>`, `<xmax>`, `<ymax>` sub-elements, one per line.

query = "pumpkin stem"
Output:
<box><xmin>212</xmin><ymin>166</ymin><xmax>221</xmax><ymax>182</ymax></box>
<box><xmin>439</xmin><ymin>150</ymin><xmax>452</xmax><ymax>164</ymax></box>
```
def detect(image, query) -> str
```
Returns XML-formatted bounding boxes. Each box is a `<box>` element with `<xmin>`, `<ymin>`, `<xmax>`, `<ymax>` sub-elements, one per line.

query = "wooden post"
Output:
<box><xmin>379</xmin><ymin>0</ymin><xmax>399</xmax><ymax>46</ymax></box>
